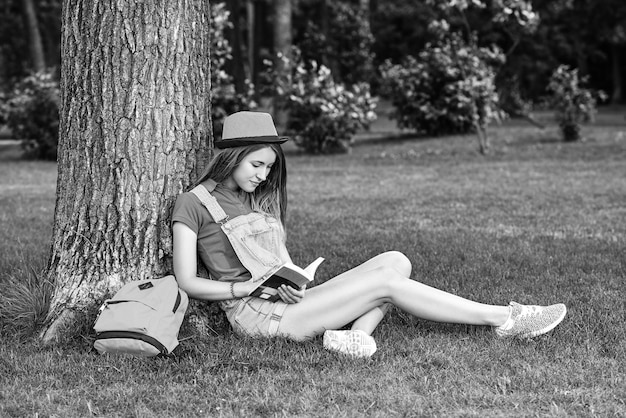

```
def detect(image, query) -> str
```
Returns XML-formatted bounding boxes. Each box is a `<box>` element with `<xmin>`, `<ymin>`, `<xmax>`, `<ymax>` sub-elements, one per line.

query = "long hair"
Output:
<box><xmin>191</xmin><ymin>144</ymin><xmax>288</xmax><ymax>225</ymax></box>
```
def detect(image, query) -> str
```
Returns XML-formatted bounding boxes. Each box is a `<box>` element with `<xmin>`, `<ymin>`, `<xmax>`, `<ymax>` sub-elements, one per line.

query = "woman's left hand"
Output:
<box><xmin>277</xmin><ymin>284</ymin><xmax>306</xmax><ymax>304</ymax></box>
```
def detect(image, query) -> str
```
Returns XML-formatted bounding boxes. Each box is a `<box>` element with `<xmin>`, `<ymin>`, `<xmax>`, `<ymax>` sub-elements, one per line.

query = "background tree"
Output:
<box><xmin>584</xmin><ymin>0</ymin><xmax>626</xmax><ymax>103</ymax></box>
<box><xmin>224</xmin><ymin>0</ymin><xmax>246</xmax><ymax>95</ymax></box>
<box><xmin>368</xmin><ymin>0</ymin><xmax>625</xmax><ymax>105</ymax></box>
<box><xmin>41</xmin><ymin>0</ymin><xmax>212</xmax><ymax>342</ymax></box>
<box><xmin>379</xmin><ymin>1</ymin><xmax>538</xmax><ymax>153</ymax></box>
<box><xmin>293</xmin><ymin>0</ymin><xmax>374</xmax><ymax>86</ymax></box>
<box><xmin>0</xmin><ymin>0</ymin><xmax>62</xmax><ymax>84</ymax></box>
<box><xmin>20</xmin><ymin>0</ymin><xmax>46</xmax><ymax>72</ymax></box>
<box><xmin>272</xmin><ymin>0</ymin><xmax>292</xmax><ymax>126</ymax></box>
<box><xmin>210</xmin><ymin>2</ymin><xmax>256</xmax><ymax>137</ymax></box>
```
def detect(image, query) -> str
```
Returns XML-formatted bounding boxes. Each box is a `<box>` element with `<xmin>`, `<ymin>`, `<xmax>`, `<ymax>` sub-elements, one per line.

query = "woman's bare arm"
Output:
<box><xmin>172</xmin><ymin>222</ymin><xmax>256</xmax><ymax>299</ymax></box>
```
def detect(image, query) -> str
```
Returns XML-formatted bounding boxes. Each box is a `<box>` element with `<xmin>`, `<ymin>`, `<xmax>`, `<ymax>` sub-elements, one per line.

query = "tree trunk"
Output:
<box><xmin>610</xmin><ymin>43</ymin><xmax>623</xmax><ymax>104</ymax></box>
<box><xmin>474</xmin><ymin>122</ymin><xmax>489</xmax><ymax>155</ymax></box>
<box><xmin>226</xmin><ymin>0</ymin><xmax>246</xmax><ymax>94</ymax></box>
<box><xmin>273</xmin><ymin>0</ymin><xmax>292</xmax><ymax>66</ymax></box>
<box><xmin>246</xmin><ymin>1</ymin><xmax>255</xmax><ymax>84</ymax></box>
<box><xmin>273</xmin><ymin>0</ymin><xmax>292</xmax><ymax>127</ymax></box>
<box><xmin>319</xmin><ymin>0</ymin><xmax>332</xmax><ymax>72</ymax></box>
<box><xmin>41</xmin><ymin>0</ymin><xmax>212</xmax><ymax>343</ymax></box>
<box><xmin>21</xmin><ymin>0</ymin><xmax>46</xmax><ymax>72</ymax></box>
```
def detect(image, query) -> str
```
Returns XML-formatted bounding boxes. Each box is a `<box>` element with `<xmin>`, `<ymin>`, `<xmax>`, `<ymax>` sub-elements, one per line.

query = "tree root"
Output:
<box><xmin>40</xmin><ymin>308</ymin><xmax>78</xmax><ymax>345</ymax></box>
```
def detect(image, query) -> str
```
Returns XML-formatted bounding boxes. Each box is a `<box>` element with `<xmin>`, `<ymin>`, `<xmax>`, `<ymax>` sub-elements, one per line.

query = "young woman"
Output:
<box><xmin>172</xmin><ymin>111</ymin><xmax>567</xmax><ymax>357</ymax></box>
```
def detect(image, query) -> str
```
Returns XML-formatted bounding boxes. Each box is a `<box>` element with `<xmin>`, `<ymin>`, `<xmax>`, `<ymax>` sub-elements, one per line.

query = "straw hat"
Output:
<box><xmin>215</xmin><ymin>111</ymin><xmax>289</xmax><ymax>149</ymax></box>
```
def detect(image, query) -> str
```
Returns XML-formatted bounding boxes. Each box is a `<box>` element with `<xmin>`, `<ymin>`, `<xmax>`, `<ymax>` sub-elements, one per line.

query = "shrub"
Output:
<box><xmin>379</xmin><ymin>30</ymin><xmax>505</xmax><ymax>139</ymax></box>
<box><xmin>547</xmin><ymin>65</ymin><xmax>606</xmax><ymax>142</ymax></box>
<box><xmin>2</xmin><ymin>70</ymin><xmax>60</xmax><ymax>160</ymax></box>
<box><xmin>209</xmin><ymin>2</ymin><xmax>256</xmax><ymax>138</ymax></box>
<box><xmin>264</xmin><ymin>49</ymin><xmax>377</xmax><ymax>154</ymax></box>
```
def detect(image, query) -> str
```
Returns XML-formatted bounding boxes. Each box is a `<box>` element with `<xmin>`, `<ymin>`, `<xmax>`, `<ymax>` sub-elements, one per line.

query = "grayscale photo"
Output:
<box><xmin>1</xmin><ymin>0</ymin><xmax>624</xmax><ymax>416</ymax></box>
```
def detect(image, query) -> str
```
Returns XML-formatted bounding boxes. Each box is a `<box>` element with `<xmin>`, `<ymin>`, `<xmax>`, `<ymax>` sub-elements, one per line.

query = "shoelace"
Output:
<box><xmin>516</xmin><ymin>305</ymin><xmax>542</xmax><ymax>319</ymax></box>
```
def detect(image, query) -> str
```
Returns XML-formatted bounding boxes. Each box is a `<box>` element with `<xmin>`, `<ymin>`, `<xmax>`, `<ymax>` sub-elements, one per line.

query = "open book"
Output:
<box><xmin>249</xmin><ymin>257</ymin><xmax>325</xmax><ymax>302</ymax></box>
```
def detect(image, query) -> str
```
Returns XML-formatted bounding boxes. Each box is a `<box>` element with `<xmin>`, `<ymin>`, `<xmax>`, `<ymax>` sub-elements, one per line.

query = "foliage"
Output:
<box><xmin>426</xmin><ymin>0</ymin><xmax>538</xmax><ymax>28</ymax></box>
<box><xmin>263</xmin><ymin>49</ymin><xmax>377</xmax><ymax>154</ymax></box>
<box><xmin>370</xmin><ymin>0</ymin><xmax>626</xmax><ymax>106</ymax></box>
<box><xmin>0</xmin><ymin>268</ymin><xmax>51</xmax><ymax>339</ymax></box>
<box><xmin>378</xmin><ymin>1</ymin><xmax>545</xmax><ymax>153</ymax></box>
<box><xmin>1</xmin><ymin>70</ymin><xmax>60</xmax><ymax>160</ymax></box>
<box><xmin>380</xmin><ymin>30</ymin><xmax>504</xmax><ymax>138</ymax></box>
<box><xmin>209</xmin><ymin>2</ymin><xmax>256</xmax><ymax>138</ymax></box>
<box><xmin>370</xmin><ymin>1</ymin><xmax>435</xmax><ymax>68</ymax></box>
<box><xmin>547</xmin><ymin>65</ymin><xmax>606</xmax><ymax>142</ymax></box>
<box><xmin>294</xmin><ymin>0</ymin><xmax>374</xmax><ymax>85</ymax></box>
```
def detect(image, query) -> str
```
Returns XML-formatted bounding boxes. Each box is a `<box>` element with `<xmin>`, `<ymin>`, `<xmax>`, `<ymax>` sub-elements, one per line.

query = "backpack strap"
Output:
<box><xmin>189</xmin><ymin>185</ymin><xmax>229</xmax><ymax>224</ymax></box>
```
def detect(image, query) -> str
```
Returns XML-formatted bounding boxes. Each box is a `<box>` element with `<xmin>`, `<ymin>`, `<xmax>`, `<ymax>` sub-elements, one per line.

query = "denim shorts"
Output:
<box><xmin>220</xmin><ymin>297</ymin><xmax>287</xmax><ymax>337</ymax></box>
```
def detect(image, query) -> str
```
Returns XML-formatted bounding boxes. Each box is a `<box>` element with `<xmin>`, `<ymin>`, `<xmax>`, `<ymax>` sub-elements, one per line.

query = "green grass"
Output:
<box><xmin>1</xmin><ymin>122</ymin><xmax>625</xmax><ymax>417</ymax></box>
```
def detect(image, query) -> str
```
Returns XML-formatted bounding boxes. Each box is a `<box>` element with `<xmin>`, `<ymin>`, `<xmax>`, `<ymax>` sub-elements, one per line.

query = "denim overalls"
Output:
<box><xmin>190</xmin><ymin>185</ymin><xmax>292</xmax><ymax>337</ymax></box>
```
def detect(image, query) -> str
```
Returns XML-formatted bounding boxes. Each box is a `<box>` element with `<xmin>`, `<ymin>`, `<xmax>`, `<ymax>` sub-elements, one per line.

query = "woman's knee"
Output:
<box><xmin>364</xmin><ymin>265</ymin><xmax>407</xmax><ymax>300</ymax></box>
<box><xmin>381</xmin><ymin>251</ymin><xmax>412</xmax><ymax>277</ymax></box>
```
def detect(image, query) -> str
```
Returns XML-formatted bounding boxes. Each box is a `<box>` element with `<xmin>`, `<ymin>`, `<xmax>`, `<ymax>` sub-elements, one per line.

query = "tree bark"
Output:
<box><xmin>320</xmin><ymin>0</ymin><xmax>331</xmax><ymax>71</ymax></box>
<box><xmin>21</xmin><ymin>0</ymin><xmax>46</xmax><ymax>72</ymax></box>
<box><xmin>273</xmin><ymin>0</ymin><xmax>292</xmax><ymax>66</ymax></box>
<box><xmin>226</xmin><ymin>0</ymin><xmax>246</xmax><ymax>94</ymax></box>
<box><xmin>246</xmin><ymin>1</ymin><xmax>255</xmax><ymax>84</ymax></box>
<box><xmin>273</xmin><ymin>0</ymin><xmax>292</xmax><ymax>126</ymax></box>
<box><xmin>42</xmin><ymin>0</ymin><xmax>212</xmax><ymax>343</ymax></box>
<box><xmin>610</xmin><ymin>43</ymin><xmax>623</xmax><ymax>103</ymax></box>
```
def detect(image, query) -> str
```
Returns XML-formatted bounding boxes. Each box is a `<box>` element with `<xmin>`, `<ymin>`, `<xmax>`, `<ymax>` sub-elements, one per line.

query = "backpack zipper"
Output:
<box><xmin>95</xmin><ymin>331</ymin><xmax>169</xmax><ymax>356</ymax></box>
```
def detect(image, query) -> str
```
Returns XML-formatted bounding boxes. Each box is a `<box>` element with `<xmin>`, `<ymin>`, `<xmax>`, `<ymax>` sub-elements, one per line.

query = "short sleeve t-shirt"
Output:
<box><xmin>171</xmin><ymin>180</ymin><xmax>254</xmax><ymax>282</ymax></box>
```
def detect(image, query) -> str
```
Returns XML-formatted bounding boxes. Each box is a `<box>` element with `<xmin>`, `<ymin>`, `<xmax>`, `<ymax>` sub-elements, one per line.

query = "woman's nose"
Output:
<box><xmin>256</xmin><ymin>168</ymin><xmax>268</xmax><ymax>180</ymax></box>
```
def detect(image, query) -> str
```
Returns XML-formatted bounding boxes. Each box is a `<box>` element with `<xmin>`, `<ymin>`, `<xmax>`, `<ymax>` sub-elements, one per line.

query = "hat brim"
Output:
<box><xmin>214</xmin><ymin>136</ymin><xmax>289</xmax><ymax>149</ymax></box>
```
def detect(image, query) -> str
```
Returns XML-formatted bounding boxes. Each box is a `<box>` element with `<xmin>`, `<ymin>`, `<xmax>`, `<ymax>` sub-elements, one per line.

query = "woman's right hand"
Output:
<box><xmin>277</xmin><ymin>284</ymin><xmax>306</xmax><ymax>304</ymax></box>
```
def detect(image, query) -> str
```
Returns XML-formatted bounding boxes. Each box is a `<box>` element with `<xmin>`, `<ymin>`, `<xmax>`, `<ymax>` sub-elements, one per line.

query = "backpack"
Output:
<box><xmin>93</xmin><ymin>275</ymin><xmax>189</xmax><ymax>357</ymax></box>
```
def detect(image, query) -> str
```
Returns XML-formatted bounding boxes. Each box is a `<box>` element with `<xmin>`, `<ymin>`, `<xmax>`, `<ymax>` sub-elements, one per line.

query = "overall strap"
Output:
<box><xmin>189</xmin><ymin>185</ymin><xmax>229</xmax><ymax>224</ymax></box>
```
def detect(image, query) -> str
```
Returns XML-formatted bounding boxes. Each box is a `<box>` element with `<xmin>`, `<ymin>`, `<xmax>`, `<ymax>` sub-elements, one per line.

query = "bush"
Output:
<box><xmin>264</xmin><ymin>49</ymin><xmax>377</xmax><ymax>154</ymax></box>
<box><xmin>547</xmin><ymin>65</ymin><xmax>606</xmax><ymax>142</ymax></box>
<box><xmin>379</xmin><ymin>30</ymin><xmax>505</xmax><ymax>138</ymax></box>
<box><xmin>209</xmin><ymin>2</ymin><xmax>256</xmax><ymax>138</ymax></box>
<box><xmin>1</xmin><ymin>70</ymin><xmax>60</xmax><ymax>160</ymax></box>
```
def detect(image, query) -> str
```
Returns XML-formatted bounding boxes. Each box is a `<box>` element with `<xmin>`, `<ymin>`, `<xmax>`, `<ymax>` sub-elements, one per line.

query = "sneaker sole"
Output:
<box><xmin>323</xmin><ymin>330</ymin><xmax>376</xmax><ymax>358</ymax></box>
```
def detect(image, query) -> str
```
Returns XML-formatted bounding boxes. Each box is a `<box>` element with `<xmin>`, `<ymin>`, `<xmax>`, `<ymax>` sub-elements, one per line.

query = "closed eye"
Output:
<box><xmin>252</xmin><ymin>161</ymin><xmax>274</xmax><ymax>169</ymax></box>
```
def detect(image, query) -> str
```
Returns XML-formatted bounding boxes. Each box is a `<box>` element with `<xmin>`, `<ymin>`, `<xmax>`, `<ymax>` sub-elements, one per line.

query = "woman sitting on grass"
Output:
<box><xmin>172</xmin><ymin>111</ymin><xmax>567</xmax><ymax>357</ymax></box>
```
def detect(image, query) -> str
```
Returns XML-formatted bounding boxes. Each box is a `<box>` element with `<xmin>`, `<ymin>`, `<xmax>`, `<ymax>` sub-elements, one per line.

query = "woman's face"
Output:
<box><xmin>224</xmin><ymin>147</ymin><xmax>277</xmax><ymax>192</ymax></box>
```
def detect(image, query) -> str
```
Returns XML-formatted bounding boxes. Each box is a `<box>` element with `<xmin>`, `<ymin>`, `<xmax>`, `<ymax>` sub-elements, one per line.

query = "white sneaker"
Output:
<box><xmin>495</xmin><ymin>301</ymin><xmax>567</xmax><ymax>338</ymax></box>
<box><xmin>323</xmin><ymin>330</ymin><xmax>377</xmax><ymax>358</ymax></box>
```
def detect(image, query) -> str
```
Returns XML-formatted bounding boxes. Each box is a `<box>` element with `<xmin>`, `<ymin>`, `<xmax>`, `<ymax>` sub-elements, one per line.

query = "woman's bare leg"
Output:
<box><xmin>350</xmin><ymin>303</ymin><xmax>391</xmax><ymax>335</ymax></box>
<box><xmin>327</xmin><ymin>252</ymin><xmax>409</xmax><ymax>334</ymax></box>
<box><xmin>278</xmin><ymin>253</ymin><xmax>510</xmax><ymax>340</ymax></box>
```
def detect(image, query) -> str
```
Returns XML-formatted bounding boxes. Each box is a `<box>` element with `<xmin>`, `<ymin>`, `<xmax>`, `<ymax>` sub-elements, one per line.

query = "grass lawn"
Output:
<box><xmin>1</xmin><ymin>119</ymin><xmax>625</xmax><ymax>417</ymax></box>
